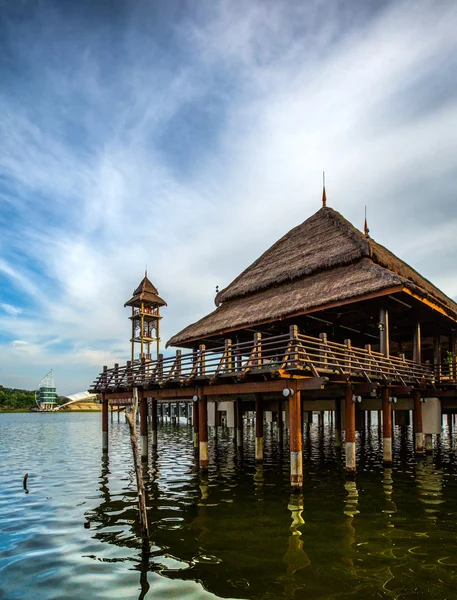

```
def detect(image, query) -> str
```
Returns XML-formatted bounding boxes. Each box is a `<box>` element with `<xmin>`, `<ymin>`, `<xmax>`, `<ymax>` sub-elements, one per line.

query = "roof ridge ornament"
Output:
<box><xmin>364</xmin><ymin>206</ymin><xmax>370</xmax><ymax>238</ymax></box>
<box><xmin>322</xmin><ymin>171</ymin><xmax>327</xmax><ymax>208</ymax></box>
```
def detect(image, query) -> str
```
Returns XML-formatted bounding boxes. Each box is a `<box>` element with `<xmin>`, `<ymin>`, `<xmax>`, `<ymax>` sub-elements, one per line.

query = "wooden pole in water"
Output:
<box><xmin>140</xmin><ymin>395</ymin><xmax>148</xmax><ymax>461</ymax></box>
<box><xmin>289</xmin><ymin>389</ymin><xmax>303</xmax><ymax>490</ymax></box>
<box><xmin>335</xmin><ymin>398</ymin><xmax>342</xmax><ymax>448</ymax></box>
<box><xmin>413</xmin><ymin>390</ymin><xmax>424</xmax><ymax>454</ymax></box>
<box><xmin>151</xmin><ymin>399</ymin><xmax>158</xmax><ymax>448</ymax></box>
<box><xmin>382</xmin><ymin>387</ymin><xmax>392</xmax><ymax>465</ymax></box>
<box><xmin>277</xmin><ymin>397</ymin><xmax>284</xmax><ymax>446</ymax></box>
<box><xmin>255</xmin><ymin>393</ymin><xmax>263</xmax><ymax>462</ymax></box>
<box><xmin>102</xmin><ymin>393</ymin><xmax>108</xmax><ymax>454</ymax></box>
<box><xmin>345</xmin><ymin>385</ymin><xmax>356</xmax><ymax>471</ymax></box>
<box><xmin>192</xmin><ymin>399</ymin><xmax>199</xmax><ymax>449</ymax></box>
<box><xmin>198</xmin><ymin>395</ymin><xmax>209</xmax><ymax>468</ymax></box>
<box><xmin>236</xmin><ymin>397</ymin><xmax>243</xmax><ymax>451</ymax></box>
<box><xmin>125</xmin><ymin>388</ymin><xmax>150</xmax><ymax>553</ymax></box>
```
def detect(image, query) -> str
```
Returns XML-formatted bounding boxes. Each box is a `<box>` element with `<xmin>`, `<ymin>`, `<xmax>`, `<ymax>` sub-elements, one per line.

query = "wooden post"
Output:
<box><xmin>236</xmin><ymin>397</ymin><xmax>243</xmax><ymax>450</ymax></box>
<box><xmin>192</xmin><ymin>399</ymin><xmax>199</xmax><ymax>450</ymax></box>
<box><xmin>151</xmin><ymin>399</ymin><xmax>158</xmax><ymax>448</ymax></box>
<box><xmin>277</xmin><ymin>398</ymin><xmax>284</xmax><ymax>445</ymax></box>
<box><xmin>434</xmin><ymin>335</ymin><xmax>441</xmax><ymax>382</ymax></box>
<box><xmin>382</xmin><ymin>387</ymin><xmax>392</xmax><ymax>465</ymax></box>
<box><xmin>289</xmin><ymin>389</ymin><xmax>303</xmax><ymax>490</ymax></box>
<box><xmin>102</xmin><ymin>392</ymin><xmax>108</xmax><ymax>453</ymax></box>
<box><xmin>344</xmin><ymin>339</ymin><xmax>352</xmax><ymax>373</ymax></box>
<box><xmin>319</xmin><ymin>332</ymin><xmax>328</xmax><ymax>368</ymax></box>
<box><xmin>225</xmin><ymin>339</ymin><xmax>233</xmax><ymax>373</ymax></box>
<box><xmin>413</xmin><ymin>323</ymin><xmax>421</xmax><ymax>363</ymax></box>
<box><xmin>125</xmin><ymin>387</ymin><xmax>149</xmax><ymax>552</ymax></box>
<box><xmin>413</xmin><ymin>390</ymin><xmax>423</xmax><ymax>454</ymax></box>
<box><xmin>345</xmin><ymin>385</ymin><xmax>356</xmax><ymax>471</ymax></box>
<box><xmin>140</xmin><ymin>394</ymin><xmax>148</xmax><ymax>461</ymax></box>
<box><xmin>379</xmin><ymin>308</ymin><xmax>389</xmax><ymax>358</ymax></box>
<box><xmin>254</xmin><ymin>332</ymin><xmax>262</xmax><ymax>368</ymax></box>
<box><xmin>198</xmin><ymin>395</ymin><xmax>209</xmax><ymax>468</ymax></box>
<box><xmin>199</xmin><ymin>344</ymin><xmax>206</xmax><ymax>377</ymax></box>
<box><xmin>335</xmin><ymin>397</ymin><xmax>342</xmax><ymax>448</ymax></box>
<box><xmin>255</xmin><ymin>392</ymin><xmax>263</xmax><ymax>461</ymax></box>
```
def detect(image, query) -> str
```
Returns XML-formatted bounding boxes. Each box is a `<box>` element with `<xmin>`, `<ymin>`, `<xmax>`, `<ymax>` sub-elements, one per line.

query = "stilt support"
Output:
<box><xmin>345</xmin><ymin>384</ymin><xmax>356</xmax><ymax>471</ymax></box>
<box><xmin>151</xmin><ymin>399</ymin><xmax>158</xmax><ymax>448</ymax></box>
<box><xmin>382</xmin><ymin>387</ymin><xmax>392</xmax><ymax>466</ymax></box>
<box><xmin>255</xmin><ymin>393</ymin><xmax>263</xmax><ymax>462</ymax></box>
<box><xmin>413</xmin><ymin>390</ymin><xmax>424</xmax><ymax>454</ymax></box>
<box><xmin>289</xmin><ymin>389</ymin><xmax>303</xmax><ymax>490</ymax></box>
<box><xmin>236</xmin><ymin>397</ymin><xmax>243</xmax><ymax>450</ymax></box>
<box><xmin>425</xmin><ymin>433</ymin><xmax>433</xmax><ymax>454</ymax></box>
<box><xmin>335</xmin><ymin>398</ymin><xmax>342</xmax><ymax>448</ymax></box>
<box><xmin>198</xmin><ymin>395</ymin><xmax>209</xmax><ymax>469</ymax></box>
<box><xmin>102</xmin><ymin>393</ymin><xmax>108</xmax><ymax>453</ymax></box>
<box><xmin>192</xmin><ymin>399</ymin><xmax>199</xmax><ymax>450</ymax></box>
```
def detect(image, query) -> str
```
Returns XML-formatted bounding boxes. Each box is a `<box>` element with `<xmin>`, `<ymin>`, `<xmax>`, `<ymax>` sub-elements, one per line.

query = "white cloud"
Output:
<box><xmin>0</xmin><ymin>0</ymin><xmax>457</xmax><ymax>393</ymax></box>
<box><xmin>0</xmin><ymin>303</ymin><xmax>22</xmax><ymax>317</ymax></box>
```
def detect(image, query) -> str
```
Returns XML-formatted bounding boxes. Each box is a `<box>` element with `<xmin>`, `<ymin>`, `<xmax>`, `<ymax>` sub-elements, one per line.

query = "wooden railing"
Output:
<box><xmin>91</xmin><ymin>326</ymin><xmax>438</xmax><ymax>393</ymax></box>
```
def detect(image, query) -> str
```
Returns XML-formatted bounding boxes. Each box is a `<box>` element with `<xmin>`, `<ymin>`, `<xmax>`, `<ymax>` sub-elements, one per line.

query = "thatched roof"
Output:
<box><xmin>125</xmin><ymin>275</ymin><xmax>167</xmax><ymax>308</ymax></box>
<box><xmin>167</xmin><ymin>206</ymin><xmax>457</xmax><ymax>347</ymax></box>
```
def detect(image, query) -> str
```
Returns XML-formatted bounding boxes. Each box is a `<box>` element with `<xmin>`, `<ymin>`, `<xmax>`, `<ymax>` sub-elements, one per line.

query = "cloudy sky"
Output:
<box><xmin>0</xmin><ymin>0</ymin><xmax>456</xmax><ymax>394</ymax></box>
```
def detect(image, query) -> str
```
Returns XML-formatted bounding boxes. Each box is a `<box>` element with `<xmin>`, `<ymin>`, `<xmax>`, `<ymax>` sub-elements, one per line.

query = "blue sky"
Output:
<box><xmin>1</xmin><ymin>0</ymin><xmax>457</xmax><ymax>394</ymax></box>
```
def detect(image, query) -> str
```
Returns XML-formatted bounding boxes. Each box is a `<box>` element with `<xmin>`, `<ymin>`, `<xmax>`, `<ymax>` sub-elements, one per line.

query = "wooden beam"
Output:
<box><xmin>402</xmin><ymin>288</ymin><xmax>457</xmax><ymax>323</ymax></box>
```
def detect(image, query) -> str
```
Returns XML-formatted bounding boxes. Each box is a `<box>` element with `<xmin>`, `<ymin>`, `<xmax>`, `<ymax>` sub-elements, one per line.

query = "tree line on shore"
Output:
<box><xmin>0</xmin><ymin>385</ymin><xmax>36</xmax><ymax>410</ymax></box>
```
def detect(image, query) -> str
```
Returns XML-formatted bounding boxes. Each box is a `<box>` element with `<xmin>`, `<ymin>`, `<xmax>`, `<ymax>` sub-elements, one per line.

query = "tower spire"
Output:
<box><xmin>364</xmin><ymin>206</ymin><xmax>370</xmax><ymax>237</ymax></box>
<box><xmin>322</xmin><ymin>171</ymin><xmax>327</xmax><ymax>208</ymax></box>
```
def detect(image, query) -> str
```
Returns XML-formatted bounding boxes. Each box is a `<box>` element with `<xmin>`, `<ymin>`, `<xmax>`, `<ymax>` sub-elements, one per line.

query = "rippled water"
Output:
<box><xmin>1</xmin><ymin>412</ymin><xmax>457</xmax><ymax>599</ymax></box>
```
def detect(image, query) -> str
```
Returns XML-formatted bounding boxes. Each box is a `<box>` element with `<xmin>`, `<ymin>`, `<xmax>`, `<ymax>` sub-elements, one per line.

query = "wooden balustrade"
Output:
<box><xmin>91</xmin><ymin>329</ymin><xmax>438</xmax><ymax>392</ymax></box>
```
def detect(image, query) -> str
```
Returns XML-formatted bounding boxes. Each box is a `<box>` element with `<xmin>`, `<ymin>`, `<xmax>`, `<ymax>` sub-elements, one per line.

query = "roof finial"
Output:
<box><xmin>322</xmin><ymin>171</ymin><xmax>327</xmax><ymax>208</ymax></box>
<box><xmin>364</xmin><ymin>206</ymin><xmax>370</xmax><ymax>237</ymax></box>
<box><xmin>145</xmin><ymin>265</ymin><xmax>148</xmax><ymax>278</ymax></box>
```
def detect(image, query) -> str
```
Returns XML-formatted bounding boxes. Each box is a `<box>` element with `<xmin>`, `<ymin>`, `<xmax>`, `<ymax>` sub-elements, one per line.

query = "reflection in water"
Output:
<box><xmin>284</xmin><ymin>494</ymin><xmax>310</xmax><ymax>575</ymax></box>
<box><xmin>253</xmin><ymin>463</ymin><xmax>264</xmax><ymax>498</ymax></box>
<box><xmin>4</xmin><ymin>413</ymin><xmax>457</xmax><ymax>600</ymax></box>
<box><xmin>382</xmin><ymin>468</ymin><xmax>397</xmax><ymax>516</ymax></box>
<box><xmin>416</xmin><ymin>457</ymin><xmax>445</xmax><ymax>518</ymax></box>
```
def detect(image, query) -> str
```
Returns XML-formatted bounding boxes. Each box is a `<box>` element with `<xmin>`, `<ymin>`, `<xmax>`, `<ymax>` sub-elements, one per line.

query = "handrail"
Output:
<box><xmin>91</xmin><ymin>329</ymin><xmax>437</xmax><ymax>392</ymax></box>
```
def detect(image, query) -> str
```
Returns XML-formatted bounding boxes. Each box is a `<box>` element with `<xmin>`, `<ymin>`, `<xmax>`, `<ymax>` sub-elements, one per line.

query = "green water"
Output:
<box><xmin>1</xmin><ymin>412</ymin><xmax>457</xmax><ymax>599</ymax></box>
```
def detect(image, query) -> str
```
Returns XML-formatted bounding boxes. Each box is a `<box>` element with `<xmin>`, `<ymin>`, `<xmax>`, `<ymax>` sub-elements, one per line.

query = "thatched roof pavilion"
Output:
<box><xmin>168</xmin><ymin>205</ymin><xmax>457</xmax><ymax>359</ymax></box>
<box><xmin>124</xmin><ymin>275</ymin><xmax>167</xmax><ymax>309</ymax></box>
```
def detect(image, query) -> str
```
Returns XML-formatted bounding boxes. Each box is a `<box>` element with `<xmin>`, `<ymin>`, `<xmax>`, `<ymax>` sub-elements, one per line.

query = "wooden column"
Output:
<box><xmin>236</xmin><ymin>397</ymin><xmax>243</xmax><ymax>450</ymax></box>
<box><xmin>255</xmin><ymin>393</ymin><xmax>263</xmax><ymax>461</ymax></box>
<box><xmin>102</xmin><ymin>393</ymin><xmax>108</xmax><ymax>453</ymax></box>
<box><xmin>289</xmin><ymin>390</ymin><xmax>303</xmax><ymax>490</ymax></box>
<box><xmin>434</xmin><ymin>335</ymin><xmax>442</xmax><ymax>382</ymax></box>
<box><xmin>192</xmin><ymin>399</ymin><xmax>199</xmax><ymax>450</ymax></box>
<box><xmin>335</xmin><ymin>397</ymin><xmax>342</xmax><ymax>448</ymax></box>
<box><xmin>413</xmin><ymin>390</ymin><xmax>423</xmax><ymax>454</ymax></box>
<box><xmin>382</xmin><ymin>387</ymin><xmax>392</xmax><ymax>465</ymax></box>
<box><xmin>151</xmin><ymin>399</ymin><xmax>158</xmax><ymax>448</ymax></box>
<box><xmin>198</xmin><ymin>395</ymin><xmax>208</xmax><ymax>468</ymax></box>
<box><xmin>345</xmin><ymin>385</ymin><xmax>356</xmax><ymax>471</ymax></box>
<box><xmin>379</xmin><ymin>308</ymin><xmax>389</xmax><ymax>358</ymax></box>
<box><xmin>413</xmin><ymin>322</ymin><xmax>421</xmax><ymax>363</ymax></box>
<box><xmin>140</xmin><ymin>395</ymin><xmax>148</xmax><ymax>461</ymax></box>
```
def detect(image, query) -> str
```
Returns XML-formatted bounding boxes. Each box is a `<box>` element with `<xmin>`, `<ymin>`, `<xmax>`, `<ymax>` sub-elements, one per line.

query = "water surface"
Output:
<box><xmin>1</xmin><ymin>412</ymin><xmax>457</xmax><ymax>599</ymax></box>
